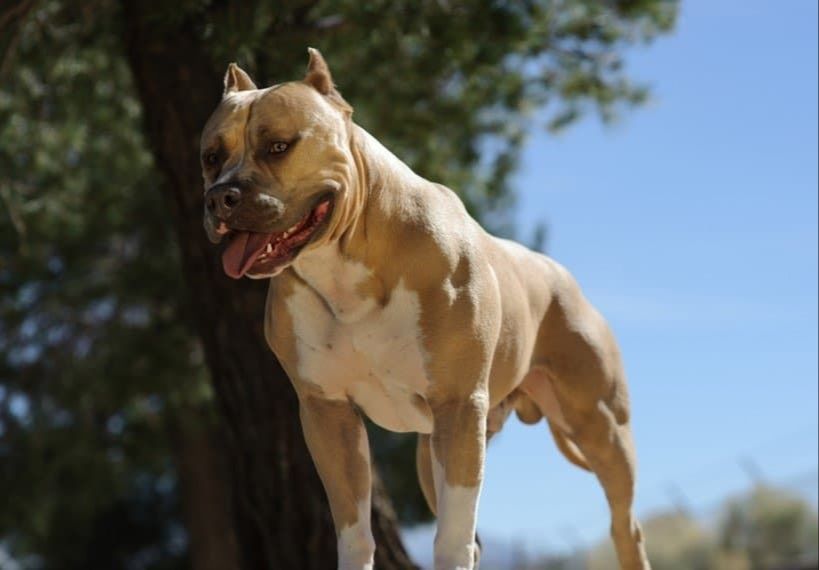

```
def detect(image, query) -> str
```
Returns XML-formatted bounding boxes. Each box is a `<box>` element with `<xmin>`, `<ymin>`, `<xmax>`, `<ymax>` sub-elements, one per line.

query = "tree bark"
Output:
<box><xmin>121</xmin><ymin>3</ymin><xmax>416</xmax><ymax>569</ymax></box>
<box><xmin>171</xmin><ymin>406</ymin><xmax>241</xmax><ymax>570</ymax></box>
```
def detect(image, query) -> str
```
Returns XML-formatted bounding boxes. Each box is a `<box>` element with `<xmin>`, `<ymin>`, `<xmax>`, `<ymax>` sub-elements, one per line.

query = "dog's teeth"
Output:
<box><xmin>266</xmin><ymin>243</ymin><xmax>273</xmax><ymax>253</ymax></box>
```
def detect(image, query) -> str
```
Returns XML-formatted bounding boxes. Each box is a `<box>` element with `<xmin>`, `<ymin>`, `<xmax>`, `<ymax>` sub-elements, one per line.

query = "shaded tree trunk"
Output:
<box><xmin>121</xmin><ymin>3</ymin><xmax>416</xmax><ymax>569</ymax></box>
<box><xmin>171</xmin><ymin>406</ymin><xmax>241</xmax><ymax>570</ymax></box>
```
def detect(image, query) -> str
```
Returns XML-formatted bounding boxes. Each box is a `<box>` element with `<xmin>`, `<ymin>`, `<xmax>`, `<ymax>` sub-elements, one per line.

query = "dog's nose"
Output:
<box><xmin>205</xmin><ymin>185</ymin><xmax>242</xmax><ymax>220</ymax></box>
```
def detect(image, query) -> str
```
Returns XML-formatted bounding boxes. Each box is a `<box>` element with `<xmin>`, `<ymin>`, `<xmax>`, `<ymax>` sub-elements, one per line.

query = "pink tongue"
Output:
<box><xmin>222</xmin><ymin>231</ymin><xmax>274</xmax><ymax>279</ymax></box>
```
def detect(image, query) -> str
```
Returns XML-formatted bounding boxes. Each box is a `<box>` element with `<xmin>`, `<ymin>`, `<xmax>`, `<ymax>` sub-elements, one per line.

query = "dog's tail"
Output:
<box><xmin>548</xmin><ymin>420</ymin><xmax>591</xmax><ymax>472</ymax></box>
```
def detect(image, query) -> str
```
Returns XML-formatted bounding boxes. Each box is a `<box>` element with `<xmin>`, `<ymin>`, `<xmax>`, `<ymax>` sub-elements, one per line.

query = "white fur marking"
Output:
<box><xmin>286</xmin><ymin>251</ymin><xmax>433</xmax><ymax>433</ymax></box>
<box><xmin>431</xmin><ymin>452</ymin><xmax>482</xmax><ymax>569</ymax></box>
<box><xmin>295</xmin><ymin>249</ymin><xmax>377</xmax><ymax>322</ymax></box>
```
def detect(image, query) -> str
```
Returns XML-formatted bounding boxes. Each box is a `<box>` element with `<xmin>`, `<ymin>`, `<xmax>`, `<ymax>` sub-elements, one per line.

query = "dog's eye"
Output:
<box><xmin>269</xmin><ymin>141</ymin><xmax>289</xmax><ymax>154</ymax></box>
<box><xmin>204</xmin><ymin>152</ymin><xmax>219</xmax><ymax>166</ymax></box>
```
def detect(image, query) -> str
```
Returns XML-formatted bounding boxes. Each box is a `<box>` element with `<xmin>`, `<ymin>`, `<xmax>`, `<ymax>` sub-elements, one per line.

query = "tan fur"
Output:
<box><xmin>223</xmin><ymin>62</ymin><xmax>257</xmax><ymax>95</ymax></box>
<box><xmin>201</xmin><ymin>50</ymin><xmax>650</xmax><ymax>569</ymax></box>
<box><xmin>416</xmin><ymin>434</ymin><xmax>437</xmax><ymax>515</ymax></box>
<box><xmin>300</xmin><ymin>395</ymin><xmax>371</xmax><ymax>530</ymax></box>
<box><xmin>548</xmin><ymin>420</ymin><xmax>591</xmax><ymax>472</ymax></box>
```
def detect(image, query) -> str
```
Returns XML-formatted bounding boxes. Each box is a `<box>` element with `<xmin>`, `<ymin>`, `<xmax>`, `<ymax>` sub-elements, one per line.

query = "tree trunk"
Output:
<box><xmin>121</xmin><ymin>4</ymin><xmax>416</xmax><ymax>569</ymax></box>
<box><xmin>171</xmin><ymin>405</ymin><xmax>241</xmax><ymax>570</ymax></box>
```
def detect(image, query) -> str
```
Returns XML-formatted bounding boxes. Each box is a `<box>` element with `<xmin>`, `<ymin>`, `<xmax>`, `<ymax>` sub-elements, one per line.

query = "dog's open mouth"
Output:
<box><xmin>222</xmin><ymin>195</ymin><xmax>333</xmax><ymax>279</ymax></box>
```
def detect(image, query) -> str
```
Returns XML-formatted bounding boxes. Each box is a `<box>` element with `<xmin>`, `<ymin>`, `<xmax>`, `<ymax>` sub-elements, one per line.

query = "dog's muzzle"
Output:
<box><xmin>203</xmin><ymin>182</ymin><xmax>287</xmax><ymax>244</ymax></box>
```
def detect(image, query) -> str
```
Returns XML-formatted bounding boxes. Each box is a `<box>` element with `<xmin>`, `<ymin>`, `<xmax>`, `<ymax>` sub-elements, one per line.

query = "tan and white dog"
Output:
<box><xmin>200</xmin><ymin>49</ymin><xmax>650</xmax><ymax>570</ymax></box>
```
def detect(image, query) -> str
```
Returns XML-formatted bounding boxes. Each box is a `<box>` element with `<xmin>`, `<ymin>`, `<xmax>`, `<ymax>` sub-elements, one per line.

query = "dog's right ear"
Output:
<box><xmin>223</xmin><ymin>63</ymin><xmax>257</xmax><ymax>97</ymax></box>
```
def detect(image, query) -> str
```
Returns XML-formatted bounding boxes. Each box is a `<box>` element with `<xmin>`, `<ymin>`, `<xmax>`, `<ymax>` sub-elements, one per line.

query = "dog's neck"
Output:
<box><xmin>351</xmin><ymin>124</ymin><xmax>420</xmax><ymax>199</ymax></box>
<box><xmin>290</xmin><ymin>124</ymin><xmax>421</xmax><ymax>317</ymax></box>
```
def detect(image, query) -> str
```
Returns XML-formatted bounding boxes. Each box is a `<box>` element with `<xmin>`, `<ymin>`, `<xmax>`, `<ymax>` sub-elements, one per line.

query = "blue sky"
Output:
<box><xmin>406</xmin><ymin>0</ymin><xmax>817</xmax><ymax>561</ymax></box>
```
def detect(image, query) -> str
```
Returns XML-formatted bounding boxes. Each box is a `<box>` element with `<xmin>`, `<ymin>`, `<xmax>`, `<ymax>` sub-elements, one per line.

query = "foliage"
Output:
<box><xmin>719</xmin><ymin>486</ymin><xmax>819</xmax><ymax>570</ymax></box>
<box><xmin>0</xmin><ymin>0</ymin><xmax>677</xmax><ymax>566</ymax></box>
<box><xmin>199</xmin><ymin>0</ymin><xmax>677</xmax><ymax>235</ymax></box>
<box><xmin>0</xmin><ymin>3</ymin><xmax>204</xmax><ymax>567</ymax></box>
<box><xmin>588</xmin><ymin>512</ymin><xmax>718</xmax><ymax>570</ymax></box>
<box><xmin>580</xmin><ymin>485</ymin><xmax>819</xmax><ymax>570</ymax></box>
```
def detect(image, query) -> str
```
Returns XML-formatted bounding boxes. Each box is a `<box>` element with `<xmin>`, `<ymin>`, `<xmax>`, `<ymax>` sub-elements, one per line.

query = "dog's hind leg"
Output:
<box><xmin>518</xmin><ymin>368</ymin><xmax>592</xmax><ymax>472</ymax></box>
<box><xmin>547</xmin><ymin>420</ymin><xmax>591</xmax><ymax>472</ymax></box>
<box><xmin>571</xmin><ymin>404</ymin><xmax>649</xmax><ymax>569</ymax></box>
<box><xmin>533</xmin><ymin>275</ymin><xmax>649</xmax><ymax>569</ymax></box>
<box><xmin>546</xmin><ymin>369</ymin><xmax>649</xmax><ymax>570</ymax></box>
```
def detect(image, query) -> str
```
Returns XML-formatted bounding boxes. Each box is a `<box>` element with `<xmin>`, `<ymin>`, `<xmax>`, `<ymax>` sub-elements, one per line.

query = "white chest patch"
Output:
<box><xmin>286</xmin><ymin>253</ymin><xmax>433</xmax><ymax>434</ymax></box>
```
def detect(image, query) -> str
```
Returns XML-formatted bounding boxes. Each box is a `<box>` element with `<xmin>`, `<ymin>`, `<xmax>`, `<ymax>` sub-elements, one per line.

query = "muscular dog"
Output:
<box><xmin>200</xmin><ymin>49</ymin><xmax>649</xmax><ymax>570</ymax></box>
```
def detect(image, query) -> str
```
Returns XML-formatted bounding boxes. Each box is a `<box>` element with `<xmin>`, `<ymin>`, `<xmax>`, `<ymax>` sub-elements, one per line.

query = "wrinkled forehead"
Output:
<box><xmin>200</xmin><ymin>82</ymin><xmax>331</xmax><ymax>147</ymax></box>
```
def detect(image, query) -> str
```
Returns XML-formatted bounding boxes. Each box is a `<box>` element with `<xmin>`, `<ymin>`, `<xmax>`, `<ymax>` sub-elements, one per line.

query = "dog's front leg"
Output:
<box><xmin>430</xmin><ymin>394</ymin><xmax>488</xmax><ymax>570</ymax></box>
<box><xmin>299</xmin><ymin>395</ymin><xmax>374</xmax><ymax>570</ymax></box>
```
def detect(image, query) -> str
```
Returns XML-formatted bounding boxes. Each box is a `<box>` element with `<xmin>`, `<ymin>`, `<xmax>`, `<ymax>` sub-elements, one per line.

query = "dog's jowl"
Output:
<box><xmin>200</xmin><ymin>48</ymin><xmax>650</xmax><ymax>570</ymax></box>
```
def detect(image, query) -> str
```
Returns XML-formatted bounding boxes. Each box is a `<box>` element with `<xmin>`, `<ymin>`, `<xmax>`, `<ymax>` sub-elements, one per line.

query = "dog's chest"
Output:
<box><xmin>285</xmin><ymin>254</ymin><xmax>433</xmax><ymax>433</ymax></box>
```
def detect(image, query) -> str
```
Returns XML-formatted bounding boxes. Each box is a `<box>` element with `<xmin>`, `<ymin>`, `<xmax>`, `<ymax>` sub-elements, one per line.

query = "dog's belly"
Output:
<box><xmin>285</xmin><ymin>279</ymin><xmax>434</xmax><ymax>434</ymax></box>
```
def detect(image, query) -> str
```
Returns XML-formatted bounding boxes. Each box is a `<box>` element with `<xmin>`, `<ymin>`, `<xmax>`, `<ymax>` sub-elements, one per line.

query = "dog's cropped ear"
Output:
<box><xmin>223</xmin><ymin>63</ymin><xmax>257</xmax><ymax>96</ymax></box>
<box><xmin>303</xmin><ymin>48</ymin><xmax>352</xmax><ymax>115</ymax></box>
<box><xmin>304</xmin><ymin>47</ymin><xmax>335</xmax><ymax>95</ymax></box>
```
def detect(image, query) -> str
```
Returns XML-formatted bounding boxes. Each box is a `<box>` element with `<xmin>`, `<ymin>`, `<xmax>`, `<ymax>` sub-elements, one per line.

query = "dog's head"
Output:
<box><xmin>200</xmin><ymin>48</ymin><xmax>354</xmax><ymax>279</ymax></box>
